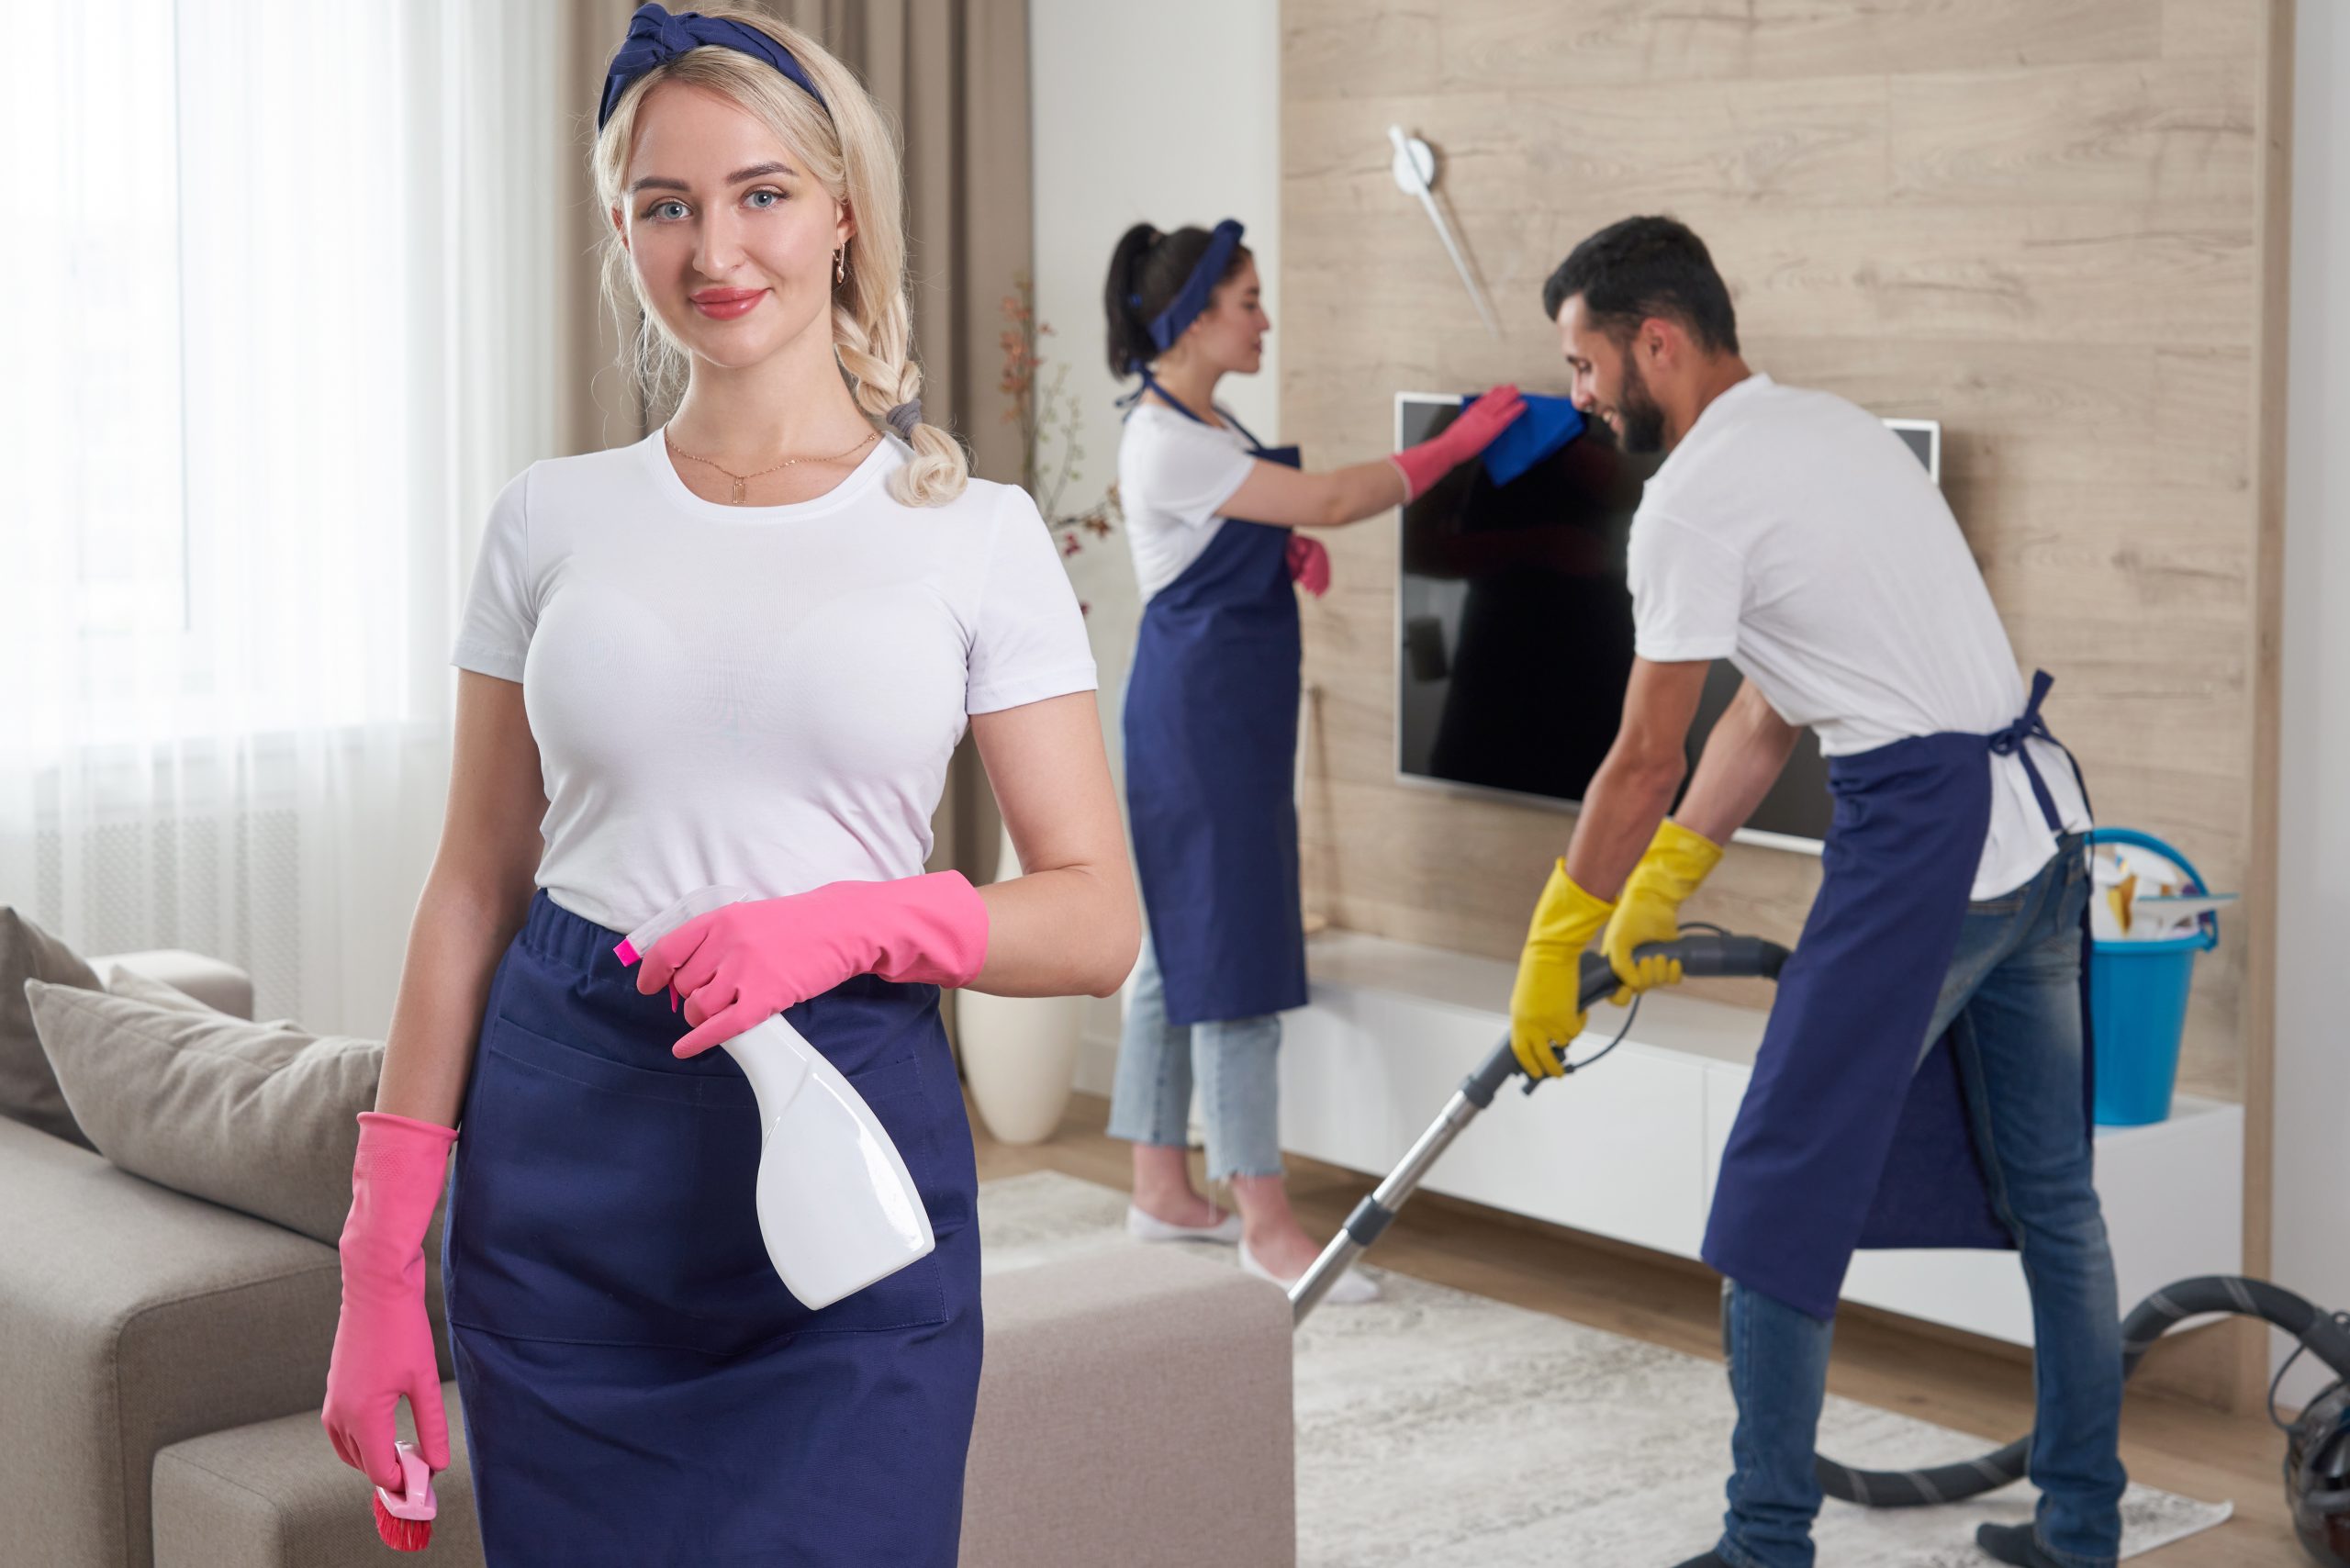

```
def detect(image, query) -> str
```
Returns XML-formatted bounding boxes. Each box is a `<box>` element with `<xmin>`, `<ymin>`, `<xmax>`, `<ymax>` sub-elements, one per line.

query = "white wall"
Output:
<box><xmin>1030</xmin><ymin>0</ymin><xmax>1282</xmax><ymax>1085</ymax></box>
<box><xmin>2273</xmin><ymin>0</ymin><xmax>2350</xmax><ymax>1410</ymax></box>
<box><xmin>1029</xmin><ymin>0</ymin><xmax>1281</xmax><ymax>782</ymax></box>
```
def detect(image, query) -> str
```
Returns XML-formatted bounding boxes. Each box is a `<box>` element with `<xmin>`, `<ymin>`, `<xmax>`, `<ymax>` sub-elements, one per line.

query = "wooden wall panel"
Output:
<box><xmin>1281</xmin><ymin>0</ymin><xmax>2277</xmax><ymax>1110</ymax></box>
<box><xmin>1290</xmin><ymin>1</ymin><xmax>2168</xmax><ymax>93</ymax></box>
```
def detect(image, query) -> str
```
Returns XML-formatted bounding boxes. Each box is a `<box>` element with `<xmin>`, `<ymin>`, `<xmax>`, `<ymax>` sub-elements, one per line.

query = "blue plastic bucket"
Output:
<box><xmin>2086</xmin><ymin>828</ymin><xmax>2219</xmax><ymax>1126</ymax></box>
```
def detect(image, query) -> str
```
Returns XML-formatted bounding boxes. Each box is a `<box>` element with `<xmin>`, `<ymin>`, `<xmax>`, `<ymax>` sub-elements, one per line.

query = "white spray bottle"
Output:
<box><xmin>615</xmin><ymin>886</ymin><xmax>934</xmax><ymax>1310</ymax></box>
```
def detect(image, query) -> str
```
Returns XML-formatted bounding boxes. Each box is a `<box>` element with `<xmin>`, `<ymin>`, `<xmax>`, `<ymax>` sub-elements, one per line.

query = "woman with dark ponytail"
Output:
<box><xmin>1102</xmin><ymin>218</ymin><xmax>1525</xmax><ymax>1301</ymax></box>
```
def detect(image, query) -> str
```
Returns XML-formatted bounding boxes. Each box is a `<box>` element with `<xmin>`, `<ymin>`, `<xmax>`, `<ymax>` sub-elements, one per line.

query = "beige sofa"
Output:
<box><xmin>3</xmin><ymin>951</ymin><xmax>1296</xmax><ymax>1568</ymax></box>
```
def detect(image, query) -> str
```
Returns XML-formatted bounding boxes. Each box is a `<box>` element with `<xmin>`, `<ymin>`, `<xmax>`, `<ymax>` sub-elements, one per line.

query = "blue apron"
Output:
<box><xmin>1122</xmin><ymin>380</ymin><xmax>1311</xmax><ymax>1027</ymax></box>
<box><xmin>1701</xmin><ymin>672</ymin><xmax>2093</xmax><ymax>1321</ymax></box>
<box><xmin>443</xmin><ymin>891</ymin><xmax>982</xmax><ymax>1566</ymax></box>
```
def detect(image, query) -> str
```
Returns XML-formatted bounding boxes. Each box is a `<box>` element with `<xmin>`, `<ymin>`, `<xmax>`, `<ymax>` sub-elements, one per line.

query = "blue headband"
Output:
<box><xmin>599</xmin><ymin>4</ymin><xmax>829</xmax><ymax>130</ymax></box>
<box><xmin>1142</xmin><ymin>218</ymin><xmax>1245</xmax><ymax>357</ymax></box>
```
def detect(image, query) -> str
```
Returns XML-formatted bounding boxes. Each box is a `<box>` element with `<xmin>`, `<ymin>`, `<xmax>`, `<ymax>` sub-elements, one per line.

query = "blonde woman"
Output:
<box><xmin>319</xmin><ymin>6</ymin><xmax>1137</xmax><ymax>1562</ymax></box>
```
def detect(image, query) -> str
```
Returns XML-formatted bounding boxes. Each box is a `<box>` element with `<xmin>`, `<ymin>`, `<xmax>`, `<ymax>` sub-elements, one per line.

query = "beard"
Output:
<box><xmin>1614</xmin><ymin>354</ymin><xmax>1667</xmax><ymax>454</ymax></box>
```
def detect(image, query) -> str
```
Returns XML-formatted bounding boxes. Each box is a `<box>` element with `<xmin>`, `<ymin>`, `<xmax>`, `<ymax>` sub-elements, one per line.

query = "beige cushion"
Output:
<box><xmin>106</xmin><ymin>963</ymin><xmax>215</xmax><ymax>1013</ymax></box>
<box><xmin>94</xmin><ymin>947</ymin><xmax>256</xmax><ymax>1019</ymax></box>
<box><xmin>152</xmin><ymin>1384</ymin><xmax>484</xmax><ymax>1568</ymax></box>
<box><xmin>24</xmin><ymin>978</ymin><xmax>384</xmax><ymax>1248</ymax></box>
<box><xmin>20</xmin><ymin>980</ymin><xmax>453</xmax><ymax>1369</ymax></box>
<box><xmin>2</xmin><ymin>906</ymin><xmax>101</xmax><ymax>1147</ymax></box>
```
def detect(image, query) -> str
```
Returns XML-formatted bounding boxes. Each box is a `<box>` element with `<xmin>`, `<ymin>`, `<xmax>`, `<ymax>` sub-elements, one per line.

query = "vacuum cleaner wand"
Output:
<box><xmin>1286</xmin><ymin>935</ymin><xmax>1790</xmax><ymax>1325</ymax></box>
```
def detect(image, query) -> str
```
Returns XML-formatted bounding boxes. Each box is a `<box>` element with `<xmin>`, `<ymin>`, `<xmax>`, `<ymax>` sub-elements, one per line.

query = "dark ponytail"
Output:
<box><xmin>1104</xmin><ymin>223</ymin><xmax>1162</xmax><ymax>378</ymax></box>
<box><xmin>1103</xmin><ymin>220</ymin><xmax>1254</xmax><ymax>377</ymax></box>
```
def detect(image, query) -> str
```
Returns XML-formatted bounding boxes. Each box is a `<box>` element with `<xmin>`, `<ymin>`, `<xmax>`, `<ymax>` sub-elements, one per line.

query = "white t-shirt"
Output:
<box><xmin>451</xmin><ymin>430</ymin><xmax>1098</xmax><ymax>933</ymax></box>
<box><xmin>1627</xmin><ymin>374</ymin><xmax>2087</xmax><ymax>900</ymax></box>
<box><xmin>1116</xmin><ymin>402</ymin><xmax>1262</xmax><ymax>602</ymax></box>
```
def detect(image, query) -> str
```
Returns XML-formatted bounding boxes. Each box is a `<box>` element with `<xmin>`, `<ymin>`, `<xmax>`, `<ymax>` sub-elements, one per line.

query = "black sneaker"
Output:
<box><xmin>1975</xmin><ymin>1522</ymin><xmax>2073</xmax><ymax>1568</ymax></box>
<box><xmin>1668</xmin><ymin>1555</ymin><xmax>1732</xmax><ymax>1568</ymax></box>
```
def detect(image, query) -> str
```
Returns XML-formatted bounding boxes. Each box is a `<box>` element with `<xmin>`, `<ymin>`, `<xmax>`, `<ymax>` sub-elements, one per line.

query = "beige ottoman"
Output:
<box><xmin>151</xmin><ymin>1247</ymin><xmax>1293</xmax><ymax>1567</ymax></box>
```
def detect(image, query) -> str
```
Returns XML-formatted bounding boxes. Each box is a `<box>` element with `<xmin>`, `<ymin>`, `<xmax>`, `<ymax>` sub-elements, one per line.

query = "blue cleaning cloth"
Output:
<box><xmin>1469</xmin><ymin>392</ymin><xmax>1586</xmax><ymax>487</ymax></box>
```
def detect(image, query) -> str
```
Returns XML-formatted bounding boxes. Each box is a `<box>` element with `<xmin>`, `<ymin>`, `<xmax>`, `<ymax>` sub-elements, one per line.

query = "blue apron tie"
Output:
<box><xmin>1119</xmin><ymin>368</ymin><xmax>1272</xmax><ymax>453</ymax></box>
<box><xmin>1987</xmin><ymin>668</ymin><xmax>2065</xmax><ymax>833</ymax></box>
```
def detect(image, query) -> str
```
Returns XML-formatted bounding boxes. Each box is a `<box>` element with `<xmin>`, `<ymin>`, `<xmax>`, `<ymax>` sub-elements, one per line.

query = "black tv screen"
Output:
<box><xmin>1393</xmin><ymin>396</ymin><xmax>1940</xmax><ymax>851</ymax></box>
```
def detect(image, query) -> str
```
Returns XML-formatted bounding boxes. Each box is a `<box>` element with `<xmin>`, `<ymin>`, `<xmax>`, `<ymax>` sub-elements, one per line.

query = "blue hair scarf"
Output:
<box><xmin>1142</xmin><ymin>218</ymin><xmax>1245</xmax><ymax>357</ymax></box>
<box><xmin>599</xmin><ymin>4</ymin><xmax>829</xmax><ymax>130</ymax></box>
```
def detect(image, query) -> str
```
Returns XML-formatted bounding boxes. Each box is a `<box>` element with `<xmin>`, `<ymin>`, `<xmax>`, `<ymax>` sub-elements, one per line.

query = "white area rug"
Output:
<box><xmin>978</xmin><ymin>1171</ymin><xmax>2233</xmax><ymax>1567</ymax></box>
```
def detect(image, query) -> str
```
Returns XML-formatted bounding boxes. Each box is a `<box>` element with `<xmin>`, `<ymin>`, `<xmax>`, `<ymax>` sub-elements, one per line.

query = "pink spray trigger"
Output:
<box><xmin>610</xmin><ymin>935</ymin><xmax>678</xmax><ymax>1008</ymax></box>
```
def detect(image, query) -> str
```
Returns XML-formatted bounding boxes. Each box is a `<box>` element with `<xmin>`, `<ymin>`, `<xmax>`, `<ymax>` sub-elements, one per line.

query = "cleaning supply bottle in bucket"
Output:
<box><xmin>616</xmin><ymin>886</ymin><xmax>934</xmax><ymax>1308</ymax></box>
<box><xmin>2086</xmin><ymin>829</ymin><xmax>2227</xmax><ymax>1126</ymax></box>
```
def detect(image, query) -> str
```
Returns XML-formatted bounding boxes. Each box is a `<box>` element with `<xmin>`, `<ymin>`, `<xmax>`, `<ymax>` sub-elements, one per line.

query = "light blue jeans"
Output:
<box><xmin>1105</xmin><ymin>934</ymin><xmax>1284</xmax><ymax>1181</ymax></box>
<box><xmin>1717</xmin><ymin>834</ymin><xmax>2126</xmax><ymax>1568</ymax></box>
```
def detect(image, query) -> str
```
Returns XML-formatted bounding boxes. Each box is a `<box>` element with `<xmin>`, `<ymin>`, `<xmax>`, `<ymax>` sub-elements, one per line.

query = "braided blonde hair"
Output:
<box><xmin>590</xmin><ymin>7</ymin><xmax>967</xmax><ymax>506</ymax></box>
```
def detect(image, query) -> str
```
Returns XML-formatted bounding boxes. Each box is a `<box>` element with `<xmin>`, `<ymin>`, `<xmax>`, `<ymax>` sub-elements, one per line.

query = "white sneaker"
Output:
<box><xmin>1238</xmin><ymin>1238</ymin><xmax>1381</xmax><ymax>1305</ymax></box>
<box><xmin>1125</xmin><ymin>1203</ymin><xmax>1244</xmax><ymax>1245</ymax></box>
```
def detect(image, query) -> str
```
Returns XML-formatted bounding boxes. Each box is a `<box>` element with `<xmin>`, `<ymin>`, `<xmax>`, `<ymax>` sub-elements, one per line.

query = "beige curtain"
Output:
<box><xmin>556</xmin><ymin>0</ymin><xmax>654</xmax><ymax>456</ymax></box>
<box><xmin>548</xmin><ymin>2</ymin><xmax>1034</xmax><ymax>1025</ymax></box>
<box><xmin>763</xmin><ymin>0</ymin><xmax>1033</xmax><ymax>490</ymax></box>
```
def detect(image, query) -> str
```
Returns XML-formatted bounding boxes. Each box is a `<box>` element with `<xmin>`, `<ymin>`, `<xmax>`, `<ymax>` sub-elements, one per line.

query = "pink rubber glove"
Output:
<box><xmin>1286</xmin><ymin>533</ymin><xmax>1331</xmax><ymax>597</ymax></box>
<box><xmin>322</xmin><ymin>1111</ymin><xmax>455</xmax><ymax>1492</ymax></box>
<box><xmin>630</xmin><ymin>871</ymin><xmax>991</xmax><ymax>1058</ymax></box>
<box><xmin>1390</xmin><ymin>383</ymin><xmax>1528</xmax><ymax>501</ymax></box>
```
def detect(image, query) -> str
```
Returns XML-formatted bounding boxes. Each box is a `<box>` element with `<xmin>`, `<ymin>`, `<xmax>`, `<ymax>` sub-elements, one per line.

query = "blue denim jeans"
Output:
<box><xmin>1105</xmin><ymin>934</ymin><xmax>1284</xmax><ymax>1181</ymax></box>
<box><xmin>1717</xmin><ymin>834</ymin><xmax>2126</xmax><ymax>1568</ymax></box>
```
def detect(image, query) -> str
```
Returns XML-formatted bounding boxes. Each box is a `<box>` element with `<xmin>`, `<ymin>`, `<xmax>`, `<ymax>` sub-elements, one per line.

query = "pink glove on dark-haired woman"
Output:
<box><xmin>1390</xmin><ymin>384</ymin><xmax>1528</xmax><ymax>501</ymax></box>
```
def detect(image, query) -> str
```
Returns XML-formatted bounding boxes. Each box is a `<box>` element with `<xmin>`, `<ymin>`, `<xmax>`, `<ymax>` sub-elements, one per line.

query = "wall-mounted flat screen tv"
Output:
<box><xmin>1394</xmin><ymin>393</ymin><xmax>1942</xmax><ymax>852</ymax></box>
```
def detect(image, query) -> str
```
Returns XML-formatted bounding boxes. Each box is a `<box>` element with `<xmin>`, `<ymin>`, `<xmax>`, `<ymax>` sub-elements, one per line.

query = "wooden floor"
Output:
<box><xmin>975</xmin><ymin>1092</ymin><xmax>2309</xmax><ymax>1567</ymax></box>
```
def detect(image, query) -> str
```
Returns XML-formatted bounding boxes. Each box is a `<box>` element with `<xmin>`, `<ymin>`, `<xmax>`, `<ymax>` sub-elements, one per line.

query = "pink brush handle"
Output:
<box><xmin>375</xmin><ymin>1440</ymin><xmax>439</xmax><ymax>1522</ymax></box>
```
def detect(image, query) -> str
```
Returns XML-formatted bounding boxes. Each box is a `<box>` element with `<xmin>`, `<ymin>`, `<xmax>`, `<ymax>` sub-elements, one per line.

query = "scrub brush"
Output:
<box><xmin>372</xmin><ymin>1440</ymin><xmax>437</xmax><ymax>1551</ymax></box>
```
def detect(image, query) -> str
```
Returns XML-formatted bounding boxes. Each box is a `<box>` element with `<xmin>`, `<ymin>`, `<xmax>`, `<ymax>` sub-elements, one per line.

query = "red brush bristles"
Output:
<box><xmin>372</xmin><ymin>1490</ymin><xmax>433</xmax><ymax>1552</ymax></box>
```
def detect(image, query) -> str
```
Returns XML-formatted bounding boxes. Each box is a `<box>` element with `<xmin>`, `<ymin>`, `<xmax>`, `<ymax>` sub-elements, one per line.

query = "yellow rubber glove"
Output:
<box><xmin>1507</xmin><ymin>860</ymin><xmax>1614</xmax><ymax>1079</ymax></box>
<box><xmin>1602</xmin><ymin>818</ymin><xmax>1726</xmax><ymax>1001</ymax></box>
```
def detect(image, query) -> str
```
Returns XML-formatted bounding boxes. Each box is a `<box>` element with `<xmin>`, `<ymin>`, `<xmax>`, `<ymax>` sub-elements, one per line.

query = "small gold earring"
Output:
<box><xmin>834</xmin><ymin>246</ymin><xmax>845</xmax><ymax>286</ymax></box>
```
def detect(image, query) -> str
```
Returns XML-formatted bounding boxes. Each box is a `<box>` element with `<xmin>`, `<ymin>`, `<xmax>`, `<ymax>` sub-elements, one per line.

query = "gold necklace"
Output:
<box><xmin>665</xmin><ymin>426</ymin><xmax>879</xmax><ymax>504</ymax></box>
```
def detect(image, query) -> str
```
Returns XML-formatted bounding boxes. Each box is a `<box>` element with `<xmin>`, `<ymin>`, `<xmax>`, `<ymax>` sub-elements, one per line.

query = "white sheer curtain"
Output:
<box><xmin>0</xmin><ymin>1</ymin><xmax>568</xmax><ymax>1033</ymax></box>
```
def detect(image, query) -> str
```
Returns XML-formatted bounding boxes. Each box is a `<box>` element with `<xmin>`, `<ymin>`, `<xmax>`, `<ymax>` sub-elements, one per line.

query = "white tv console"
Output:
<box><xmin>1275</xmin><ymin>929</ymin><xmax>2244</xmax><ymax>1347</ymax></box>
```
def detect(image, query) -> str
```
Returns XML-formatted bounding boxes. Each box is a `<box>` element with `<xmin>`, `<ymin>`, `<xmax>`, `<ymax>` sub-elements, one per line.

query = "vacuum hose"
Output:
<box><xmin>1815</xmin><ymin>1276</ymin><xmax>2350</xmax><ymax>1506</ymax></box>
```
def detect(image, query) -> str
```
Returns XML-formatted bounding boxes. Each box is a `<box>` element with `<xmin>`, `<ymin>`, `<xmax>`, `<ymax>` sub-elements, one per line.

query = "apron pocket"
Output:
<box><xmin>791</xmin><ymin>1040</ymin><xmax>957</xmax><ymax>1338</ymax></box>
<box><xmin>488</xmin><ymin>1005</ymin><xmax>761</xmax><ymax>1107</ymax></box>
<box><xmin>449</xmin><ymin>1008</ymin><xmax>946</xmax><ymax>1354</ymax></box>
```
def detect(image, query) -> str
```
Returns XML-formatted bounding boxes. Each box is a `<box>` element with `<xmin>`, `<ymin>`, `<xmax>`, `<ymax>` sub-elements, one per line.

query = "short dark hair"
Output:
<box><xmin>1540</xmin><ymin>215</ymin><xmax>1739</xmax><ymax>355</ymax></box>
